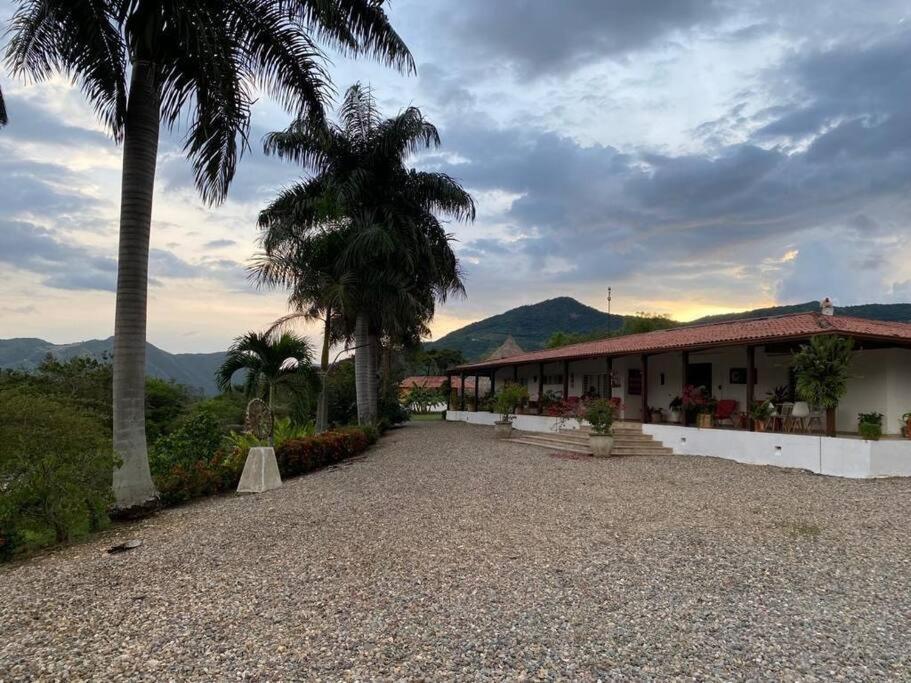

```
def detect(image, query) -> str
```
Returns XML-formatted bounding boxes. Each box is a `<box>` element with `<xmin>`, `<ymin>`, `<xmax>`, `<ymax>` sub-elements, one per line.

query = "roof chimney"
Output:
<box><xmin>820</xmin><ymin>297</ymin><xmax>835</xmax><ymax>316</ymax></box>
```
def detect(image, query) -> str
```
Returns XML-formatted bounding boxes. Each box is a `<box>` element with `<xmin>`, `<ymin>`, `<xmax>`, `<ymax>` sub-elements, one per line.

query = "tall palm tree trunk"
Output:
<box><xmin>316</xmin><ymin>312</ymin><xmax>331</xmax><ymax>433</ymax></box>
<box><xmin>112</xmin><ymin>62</ymin><xmax>161</xmax><ymax>512</ymax></box>
<box><xmin>355</xmin><ymin>312</ymin><xmax>371</xmax><ymax>424</ymax></box>
<box><xmin>366</xmin><ymin>331</ymin><xmax>379</xmax><ymax>422</ymax></box>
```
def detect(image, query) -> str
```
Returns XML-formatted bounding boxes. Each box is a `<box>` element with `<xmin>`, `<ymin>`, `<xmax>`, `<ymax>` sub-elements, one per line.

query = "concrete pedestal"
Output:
<box><xmin>237</xmin><ymin>447</ymin><xmax>282</xmax><ymax>494</ymax></box>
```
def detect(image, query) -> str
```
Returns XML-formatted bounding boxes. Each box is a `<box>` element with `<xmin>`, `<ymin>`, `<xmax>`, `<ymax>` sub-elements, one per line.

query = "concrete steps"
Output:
<box><xmin>508</xmin><ymin>424</ymin><xmax>673</xmax><ymax>457</ymax></box>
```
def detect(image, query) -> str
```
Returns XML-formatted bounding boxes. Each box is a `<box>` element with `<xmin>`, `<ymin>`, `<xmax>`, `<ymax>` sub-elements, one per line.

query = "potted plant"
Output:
<box><xmin>750</xmin><ymin>400</ymin><xmax>774</xmax><ymax>432</ymax></box>
<box><xmin>493</xmin><ymin>384</ymin><xmax>529</xmax><ymax>438</ymax></box>
<box><xmin>585</xmin><ymin>398</ymin><xmax>617</xmax><ymax>457</ymax></box>
<box><xmin>681</xmin><ymin>384</ymin><xmax>710</xmax><ymax>426</ymax></box>
<box><xmin>669</xmin><ymin>396</ymin><xmax>683</xmax><ymax>424</ymax></box>
<box><xmin>792</xmin><ymin>335</ymin><xmax>853</xmax><ymax>436</ymax></box>
<box><xmin>858</xmin><ymin>412</ymin><xmax>883</xmax><ymax>441</ymax></box>
<box><xmin>902</xmin><ymin>412</ymin><xmax>911</xmax><ymax>439</ymax></box>
<box><xmin>648</xmin><ymin>406</ymin><xmax>665</xmax><ymax>423</ymax></box>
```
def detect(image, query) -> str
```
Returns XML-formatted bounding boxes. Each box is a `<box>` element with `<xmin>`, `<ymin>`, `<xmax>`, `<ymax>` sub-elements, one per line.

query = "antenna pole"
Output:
<box><xmin>607</xmin><ymin>287</ymin><xmax>612</xmax><ymax>336</ymax></box>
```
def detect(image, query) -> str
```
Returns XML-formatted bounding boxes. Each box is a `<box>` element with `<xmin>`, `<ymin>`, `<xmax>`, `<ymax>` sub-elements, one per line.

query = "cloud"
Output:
<box><xmin>447</xmin><ymin>0</ymin><xmax>724</xmax><ymax>77</ymax></box>
<box><xmin>0</xmin><ymin>220</ymin><xmax>117</xmax><ymax>291</ymax></box>
<box><xmin>203</xmin><ymin>239</ymin><xmax>237</xmax><ymax>249</ymax></box>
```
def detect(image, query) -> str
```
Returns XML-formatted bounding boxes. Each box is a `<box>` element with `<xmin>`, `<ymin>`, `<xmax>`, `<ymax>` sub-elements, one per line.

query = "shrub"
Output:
<box><xmin>494</xmin><ymin>384</ymin><xmax>529</xmax><ymax>422</ymax></box>
<box><xmin>275</xmin><ymin>428</ymin><xmax>373</xmax><ymax>478</ymax></box>
<box><xmin>149</xmin><ymin>413</ymin><xmax>224</xmax><ymax>476</ymax></box>
<box><xmin>0</xmin><ymin>389</ymin><xmax>115</xmax><ymax>558</ymax></box>
<box><xmin>585</xmin><ymin>398</ymin><xmax>617</xmax><ymax>435</ymax></box>
<box><xmin>858</xmin><ymin>412</ymin><xmax>884</xmax><ymax>441</ymax></box>
<box><xmin>149</xmin><ymin>413</ymin><xmax>232</xmax><ymax>506</ymax></box>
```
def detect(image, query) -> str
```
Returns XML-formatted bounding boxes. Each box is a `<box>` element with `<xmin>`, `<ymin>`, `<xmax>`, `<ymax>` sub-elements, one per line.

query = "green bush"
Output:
<box><xmin>149</xmin><ymin>413</ymin><xmax>224</xmax><ymax>476</ymax></box>
<box><xmin>858</xmin><ymin>412</ymin><xmax>884</xmax><ymax>441</ymax></box>
<box><xmin>275</xmin><ymin>428</ymin><xmax>372</xmax><ymax>478</ymax></box>
<box><xmin>494</xmin><ymin>384</ymin><xmax>529</xmax><ymax>421</ymax></box>
<box><xmin>0</xmin><ymin>389</ymin><xmax>115</xmax><ymax>558</ymax></box>
<box><xmin>584</xmin><ymin>398</ymin><xmax>617</xmax><ymax>435</ymax></box>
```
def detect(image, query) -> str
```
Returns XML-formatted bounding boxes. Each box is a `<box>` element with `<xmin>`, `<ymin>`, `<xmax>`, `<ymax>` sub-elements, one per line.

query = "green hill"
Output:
<box><xmin>0</xmin><ymin>337</ymin><xmax>226</xmax><ymax>395</ymax></box>
<box><xmin>426</xmin><ymin>297</ymin><xmax>625</xmax><ymax>360</ymax></box>
<box><xmin>691</xmin><ymin>302</ymin><xmax>911</xmax><ymax>324</ymax></box>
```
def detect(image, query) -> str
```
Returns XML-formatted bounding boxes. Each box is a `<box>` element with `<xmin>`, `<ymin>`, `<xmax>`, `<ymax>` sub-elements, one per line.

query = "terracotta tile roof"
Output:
<box><xmin>449</xmin><ymin>312</ymin><xmax>911</xmax><ymax>372</ymax></box>
<box><xmin>401</xmin><ymin>375</ymin><xmax>447</xmax><ymax>389</ymax></box>
<box><xmin>400</xmin><ymin>375</ymin><xmax>481</xmax><ymax>392</ymax></box>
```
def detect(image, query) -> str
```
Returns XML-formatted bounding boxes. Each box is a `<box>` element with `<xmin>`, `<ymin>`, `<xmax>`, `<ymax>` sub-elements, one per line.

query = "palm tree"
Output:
<box><xmin>251</xmin><ymin>228</ymin><xmax>355</xmax><ymax>433</ymax></box>
<box><xmin>0</xmin><ymin>86</ymin><xmax>7</xmax><ymax>126</ymax></box>
<box><xmin>216</xmin><ymin>331</ymin><xmax>314</xmax><ymax>443</ymax></box>
<box><xmin>258</xmin><ymin>84</ymin><xmax>474</xmax><ymax>424</ymax></box>
<box><xmin>5</xmin><ymin>1</ymin><xmax>412</xmax><ymax>511</ymax></box>
<box><xmin>792</xmin><ymin>335</ymin><xmax>854</xmax><ymax>436</ymax></box>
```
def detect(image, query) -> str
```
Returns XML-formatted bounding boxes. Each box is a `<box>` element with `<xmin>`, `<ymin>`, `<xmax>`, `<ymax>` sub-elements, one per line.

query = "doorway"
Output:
<box><xmin>686</xmin><ymin>362</ymin><xmax>712</xmax><ymax>395</ymax></box>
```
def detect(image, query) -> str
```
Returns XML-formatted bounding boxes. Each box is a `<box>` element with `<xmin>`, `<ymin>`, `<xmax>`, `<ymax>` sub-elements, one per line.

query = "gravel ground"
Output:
<box><xmin>2</xmin><ymin>421</ymin><xmax>911</xmax><ymax>681</ymax></box>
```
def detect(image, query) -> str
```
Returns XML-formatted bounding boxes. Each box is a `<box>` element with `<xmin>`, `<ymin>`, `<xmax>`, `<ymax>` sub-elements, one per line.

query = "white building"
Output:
<box><xmin>446</xmin><ymin>307</ymin><xmax>911</xmax><ymax>478</ymax></box>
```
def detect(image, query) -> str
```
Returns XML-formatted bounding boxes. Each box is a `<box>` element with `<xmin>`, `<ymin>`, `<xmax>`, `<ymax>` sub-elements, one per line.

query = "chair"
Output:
<box><xmin>806</xmin><ymin>406</ymin><xmax>825</xmax><ymax>434</ymax></box>
<box><xmin>714</xmin><ymin>399</ymin><xmax>738</xmax><ymax>427</ymax></box>
<box><xmin>787</xmin><ymin>401</ymin><xmax>810</xmax><ymax>432</ymax></box>
<box><xmin>771</xmin><ymin>402</ymin><xmax>793</xmax><ymax>432</ymax></box>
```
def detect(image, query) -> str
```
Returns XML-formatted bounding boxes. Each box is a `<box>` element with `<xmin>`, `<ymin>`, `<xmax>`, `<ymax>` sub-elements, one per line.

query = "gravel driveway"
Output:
<box><xmin>2</xmin><ymin>421</ymin><xmax>910</xmax><ymax>680</ymax></box>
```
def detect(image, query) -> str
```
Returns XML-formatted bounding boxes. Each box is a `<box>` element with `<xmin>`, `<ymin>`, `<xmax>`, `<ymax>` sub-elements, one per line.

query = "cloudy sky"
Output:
<box><xmin>1</xmin><ymin>1</ymin><xmax>910</xmax><ymax>353</ymax></box>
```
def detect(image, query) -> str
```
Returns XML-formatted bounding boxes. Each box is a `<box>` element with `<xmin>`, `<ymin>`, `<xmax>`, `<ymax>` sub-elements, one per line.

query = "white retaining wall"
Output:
<box><xmin>446</xmin><ymin>410</ymin><xmax>572</xmax><ymax>432</ymax></box>
<box><xmin>446</xmin><ymin>410</ymin><xmax>911</xmax><ymax>479</ymax></box>
<box><xmin>643</xmin><ymin>423</ymin><xmax>911</xmax><ymax>479</ymax></box>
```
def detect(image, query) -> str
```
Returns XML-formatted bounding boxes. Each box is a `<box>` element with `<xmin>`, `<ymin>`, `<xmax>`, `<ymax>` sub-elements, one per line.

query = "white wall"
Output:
<box><xmin>839</xmin><ymin>348</ymin><xmax>911</xmax><ymax>436</ymax></box>
<box><xmin>643</xmin><ymin>423</ymin><xmax>911</xmax><ymax>479</ymax></box>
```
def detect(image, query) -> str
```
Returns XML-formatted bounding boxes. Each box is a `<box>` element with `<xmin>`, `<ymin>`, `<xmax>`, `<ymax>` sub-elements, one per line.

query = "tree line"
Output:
<box><xmin>1</xmin><ymin>1</ymin><xmax>470</xmax><ymax>513</ymax></box>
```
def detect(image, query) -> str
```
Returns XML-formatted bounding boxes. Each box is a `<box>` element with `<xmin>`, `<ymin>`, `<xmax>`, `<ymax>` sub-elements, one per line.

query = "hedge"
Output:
<box><xmin>154</xmin><ymin>426</ymin><xmax>378</xmax><ymax>506</ymax></box>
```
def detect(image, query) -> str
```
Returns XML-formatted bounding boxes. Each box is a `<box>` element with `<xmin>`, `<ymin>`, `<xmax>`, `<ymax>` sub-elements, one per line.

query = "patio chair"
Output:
<box><xmin>787</xmin><ymin>401</ymin><xmax>810</xmax><ymax>432</ymax></box>
<box><xmin>771</xmin><ymin>402</ymin><xmax>793</xmax><ymax>431</ymax></box>
<box><xmin>714</xmin><ymin>399</ymin><xmax>738</xmax><ymax>427</ymax></box>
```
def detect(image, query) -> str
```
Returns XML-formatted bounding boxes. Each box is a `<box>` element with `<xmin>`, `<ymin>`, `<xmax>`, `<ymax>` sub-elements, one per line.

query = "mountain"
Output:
<box><xmin>428</xmin><ymin>297</ymin><xmax>911</xmax><ymax>360</ymax></box>
<box><xmin>692</xmin><ymin>302</ymin><xmax>911</xmax><ymax>324</ymax></box>
<box><xmin>0</xmin><ymin>337</ymin><xmax>226</xmax><ymax>395</ymax></box>
<box><xmin>426</xmin><ymin>297</ymin><xmax>625</xmax><ymax>360</ymax></box>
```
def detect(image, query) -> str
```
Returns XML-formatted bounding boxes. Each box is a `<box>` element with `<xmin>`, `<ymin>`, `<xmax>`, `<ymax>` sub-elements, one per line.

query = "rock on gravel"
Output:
<box><xmin>2</xmin><ymin>421</ymin><xmax>910</xmax><ymax>680</ymax></box>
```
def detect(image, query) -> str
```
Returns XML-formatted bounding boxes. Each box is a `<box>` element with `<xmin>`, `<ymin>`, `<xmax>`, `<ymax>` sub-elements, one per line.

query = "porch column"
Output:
<box><xmin>459</xmin><ymin>372</ymin><xmax>466</xmax><ymax>411</ymax></box>
<box><xmin>513</xmin><ymin>365</ymin><xmax>518</xmax><ymax>383</ymax></box>
<box><xmin>681</xmin><ymin>350</ymin><xmax>689</xmax><ymax>425</ymax></box>
<box><xmin>641</xmin><ymin>354</ymin><xmax>650</xmax><ymax>423</ymax></box>
<box><xmin>607</xmin><ymin>357</ymin><xmax>613</xmax><ymax>399</ymax></box>
<box><xmin>473</xmin><ymin>373</ymin><xmax>480</xmax><ymax>411</ymax></box>
<box><xmin>537</xmin><ymin>362</ymin><xmax>545</xmax><ymax>414</ymax></box>
<box><xmin>490</xmin><ymin>368</ymin><xmax>496</xmax><ymax>395</ymax></box>
<box><xmin>746</xmin><ymin>345</ymin><xmax>756</xmax><ymax>431</ymax></box>
<box><xmin>562</xmin><ymin>360</ymin><xmax>569</xmax><ymax>399</ymax></box>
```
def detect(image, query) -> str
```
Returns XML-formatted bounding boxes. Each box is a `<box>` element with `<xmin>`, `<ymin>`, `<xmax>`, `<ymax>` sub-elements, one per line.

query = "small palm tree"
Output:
<box><xmin>5</xmin><ymin>1</ymin><xmax>412</xmax><ymax>511</ymax></box>
<box><xmin>0</xmin><ymin>85</ymin><xmax>7</xmax><ymax>126</ymax></box>
<box><xmin>216</xmin><ymin>331</ymin><xmax>314</xmax><ymax>443</ymax></box>
<box><xmin>251</xmin><ymin>228</ymin><xmax>355</xmax><ymax>433</ymax></box>
<box><xmin>792</xmin><ymin>335</ymin><xmax>854</xmax><ymax>436</ymax></box>
<box><xmin>259</xmin><ymin>84</ymin><xmax>474</xmax><ymax>424</ymax></box>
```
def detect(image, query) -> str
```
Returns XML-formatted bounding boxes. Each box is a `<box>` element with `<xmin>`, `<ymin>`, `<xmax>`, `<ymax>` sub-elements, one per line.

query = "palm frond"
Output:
<box><xmin>6</xmin><ymin>0</ymin><xmax>127</xmax><ymax>139</ymax></box>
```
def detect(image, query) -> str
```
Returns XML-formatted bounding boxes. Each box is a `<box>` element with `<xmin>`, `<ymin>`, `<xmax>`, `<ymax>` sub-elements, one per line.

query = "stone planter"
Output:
<box><xmin>237</xmin><ymin>447</ymin><xmax>282</xmax><ymax>494</ymax></box>
<box><xmin>669</xmin><ymin>410</ymin><xmax>681</xmax><ymax>424</ymax></box>
<box><xmin>589</xmin><ymin>433</ymin><xmax>615</xmax><ymax>457</ymax></box>
<box><xmin>494</xmin><ymin>420</ymin><xmax>514</xmax><ymax>438</ymax></box>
